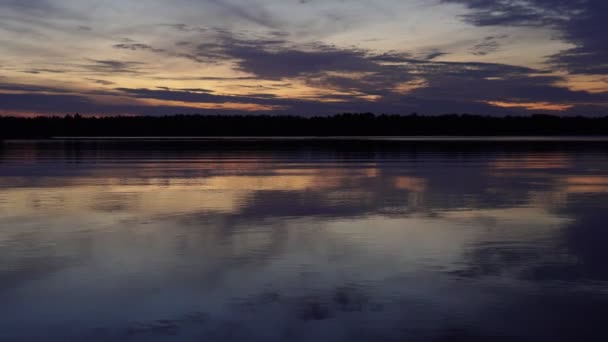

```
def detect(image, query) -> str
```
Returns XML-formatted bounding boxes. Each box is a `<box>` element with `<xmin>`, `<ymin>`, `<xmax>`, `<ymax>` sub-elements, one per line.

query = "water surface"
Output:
<box><xmin>1</xmin><ymin>139</ymin><xmax>608</xmax><ymax>341</ymax></box>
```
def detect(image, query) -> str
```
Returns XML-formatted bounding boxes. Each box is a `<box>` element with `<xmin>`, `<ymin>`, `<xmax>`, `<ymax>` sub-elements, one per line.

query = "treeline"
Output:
<box><xmin>1</xmin><ymin>113</ymin><xmax>608</xmax><ymax>138</ymax></box>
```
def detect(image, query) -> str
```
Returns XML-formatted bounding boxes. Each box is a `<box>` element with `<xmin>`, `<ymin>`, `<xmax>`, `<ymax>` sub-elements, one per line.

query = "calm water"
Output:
<box><xmin>2</xmin><ymin>139</ymin><xmax>608</xmax><ymax>341</ymax></box>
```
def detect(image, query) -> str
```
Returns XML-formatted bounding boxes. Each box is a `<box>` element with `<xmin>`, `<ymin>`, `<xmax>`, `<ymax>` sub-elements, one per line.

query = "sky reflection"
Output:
<box><xmin>1</xmin><ymin>141</ymin><xmax>608</xmax><ymax>341</ymax></box>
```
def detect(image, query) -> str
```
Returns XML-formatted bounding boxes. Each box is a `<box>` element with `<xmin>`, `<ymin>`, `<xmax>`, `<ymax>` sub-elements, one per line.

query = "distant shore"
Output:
<box><xmin>2</xmin><ymin>114</ymin><xmax>608</xmax><ymax>139</ymax></box>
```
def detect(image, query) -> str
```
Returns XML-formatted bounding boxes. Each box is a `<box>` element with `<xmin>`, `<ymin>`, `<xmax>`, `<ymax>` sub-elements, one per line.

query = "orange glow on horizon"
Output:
<box><xmin>0</xmin><ymin>110</ymin><xmax>141</xmax><ymax>118</ymax></box>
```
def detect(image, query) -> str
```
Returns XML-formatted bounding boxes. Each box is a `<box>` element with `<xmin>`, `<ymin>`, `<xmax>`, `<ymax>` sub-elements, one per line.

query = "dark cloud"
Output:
<box><xmin>470</xmin><ymin>36</ymin><xmax>504</xmax><ymax>56</ymax></box>
<box><xmin>21</xmin><ymin>68</ymin><xmax>64</xmax><ymax>74</ymax></box>
<box><xmin>0</xmin><ymin>83</ymin><xmax>72</xmax><ymax>93</ymax></box>
<box><xmin>155</xmin><ymin>87</ymin><xmax>213</xmax><ymax>93</ymax></box>
<box><xmin>230</xmin><ymin>83</ymin><xmax>293</xmax><ymax>91</ymax></box>
<box><xmin>185</xmin><ymin>32</ymin><xmax>601</xmax><ymax>110</ymax></box>
<box><xmin>115</xmin><ymin>87</ymin><xmax>278</xmax><ymax>105</ymax></box>
<box><xmin>191</xmin><ymin>34</ymin><xmax>417</xmax><ymax>95</ymax></box>
<box><xmin>423</xmin><ymin>51</ymin><xmax>449</xmax><ymax>60</ymax></box>
<box><xmin>111</xmin><ymin>87</ymin><xmax>386</xmax><ymax>113</ymax></box>
<box><xmin>410</xmin><ymin>70</ymin><xmax>607</xmax><ymax>104</ymax></box>
<box><xmin>113</xmin><ymin>43</ymin><xmax>166</xmax><ymax>54</ymax></box>
<box><xmin>0</xmin><ymin>91</ymin><xmax>251</xmax><ymax>116</ymax></box>
<box><xmin>151</xmin><ymin>76</ymin><xmax>258</xmax><ymax>81</ymax></box>
<box><xmin>191</xmin><ymin>33</ymin><xmax>375</xmax><ymax>77</ymax></box>
<box><xmin>442</xmin><ymin>0</ymin><xmax>582</xmax><ymax>26</ymax></box>
<box><xmin>228</xmin><ymin>45</ymin><xmax>376</xmax><ymax>79</ymax></box>
<box><xmin>85</xmin><ymin>78</ymin><xmax>115</xmax><ymax>86</ymax></box>
<box><xmin>161</xmin><ymin>24</ymin><xmax>207</xmax><ymax>33</ymax></box>
<box><xmin>113</xmin><ymin>41</ymin><xmax>207</xmax><ymax>64</ymax></box>
<box><xmin>443</xmin><ymin>0</ymin><xmax>608</xmax><ymax>75</ymax></box>
<box><xmin>82</xmin><ymin>59</ymin><xmax>145</xmax><ymax>74</ymax></box>
<box><xmin>102</xmin><ymin>85</ymin><xmax>530</xmax><ymax>115</ymax></box>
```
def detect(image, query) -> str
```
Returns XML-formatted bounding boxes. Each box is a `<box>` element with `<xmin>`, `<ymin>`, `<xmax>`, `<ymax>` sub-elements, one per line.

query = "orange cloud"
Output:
<box><xmin>138</xmin><ymin>98</ymin><xmax>284</xmax><ymax>112</ymax></box>
<box><xmin>486</xmin><ymin>101</ymin><xmax>574</xmax><ymax>111</ymax></box>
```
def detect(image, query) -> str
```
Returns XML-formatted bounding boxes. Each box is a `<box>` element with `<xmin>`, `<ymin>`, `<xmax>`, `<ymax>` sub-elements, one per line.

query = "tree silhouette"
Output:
<box><xmin>1</xmin><ymin>113</ymin><xmax>607</xmax><ymax>139</ymax></box>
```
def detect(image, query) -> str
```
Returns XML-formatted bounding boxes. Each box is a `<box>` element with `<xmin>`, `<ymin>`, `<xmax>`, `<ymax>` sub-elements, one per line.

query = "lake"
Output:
<box><xmin>1</xmin><ymin>138</ymin><xmax>608</xmax><ymax>341</ymax></box>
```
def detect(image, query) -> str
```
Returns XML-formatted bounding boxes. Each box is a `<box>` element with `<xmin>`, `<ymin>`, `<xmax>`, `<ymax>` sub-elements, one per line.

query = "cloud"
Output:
<box><xmin>115</xmin><ymin>87</ymin><xmax>280</xmax><ymax>105</ymax></box>
<box><xmin>113</xmin><ymin>40</ymin><xmax>208</xmax><ymax>64</ymax></box>
<box><xmin>189</xmin><ymin>33</ymin><xmax>416</xmax><ymax>95</ymax></box>
<box><xmin>1</xmin><ymin>1</ymin><xmax>605</xmax><ymax>116</ymax></box>
<box><xmin>2</xmin><ymin>28</ymin><xmax>607</xmax><ymax>116</ymax></box>
<box><xmin>183</xmin><ymin>31</ymin><xmax>600</xmax><ymax>109</ymax></box>
<box><xmin>82</xmin><ymin>59</ymin><xmax>145</xmax><ymax>74</ymax></box>
<box><xmin>470</xmin><ymin>36</ymin><xmax>505</xmax><ymax>56</ymax></box>
<box><xmin>151</xmin><ymin>76</ymin><xmax>259</xmax><ymax>81</ymax></box>
<box><xmin>423</xmin><ymin>51</ymin><xmax>449</xmax><ymax>60</ymax></box>
<box><xmin>0</xmin><ymin>91</ymin><xmax>265</xmax><ymax>116</ymax></box>
<box><xmin>441</xmin><ymin>0</ymin><xmax>580</xmax><ymax>27</ymax></box>
<box><xmin>226</xmin><ymin>44</ymin><xmax>377</xmax><ymax>79</ymax></box>
<box><xmin>161</xmin><ymin>24</ymin><xmax>207</xmax><ymax>33</ymax></box>
<box><xmin>113</xmin><ymin>43</ymin><xmax>166</xmax><ymax>54</ymax></box>
<box><xmin>85</xmin><ymin>78</ymin><xmax>115</xmax><ymax>86</ymax></box>
<box><xmin>443</xmin><ymin>0</ymin><xmax>608</xmax><ymax>75</ymax></box>
<box><xmin>21</xmin><ymin>68</ymin><xmax>65</xmax><ymax>74</ymax></box>
<box><xmin>411</xmin><ymin>63</ymin><xmax>603</xmax><ymax>102</ymax></box>
<box><xmin>0</xmin><ymin>82</ymin><xmax>72</xmax><ymax>93</ymax></box>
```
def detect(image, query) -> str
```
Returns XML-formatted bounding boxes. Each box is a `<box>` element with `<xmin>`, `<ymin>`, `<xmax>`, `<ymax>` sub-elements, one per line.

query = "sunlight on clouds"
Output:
<box><xmin>0</xmin><ymin>0</ymin><xmax>606</xmax><ymax>115</ymax></box>
<box><xmin>556</xmin><ymin>74</ymin><xmax>608</xmax><ymax>94</ymax></box>
<box><xmin>138</xmin><ymin>99</ymin><xmax>284</xmax><ymax>112</ymax></box>
<box><xmin>393</xmin><ymin>79</ymin><xmax>429</xmax><ymax>94</ymax></box>
<box><xmin>486</xmin><ymin>101</ymin><xmax>574</xmax><ymax>111</ymax></box>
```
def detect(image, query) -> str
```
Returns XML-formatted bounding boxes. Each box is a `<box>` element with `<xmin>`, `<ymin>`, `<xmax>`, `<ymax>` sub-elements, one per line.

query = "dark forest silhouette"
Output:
<box><xmin>1</xmin><ymin>113</ymin><xmax>608</xmax><ymax>138</ymax></box>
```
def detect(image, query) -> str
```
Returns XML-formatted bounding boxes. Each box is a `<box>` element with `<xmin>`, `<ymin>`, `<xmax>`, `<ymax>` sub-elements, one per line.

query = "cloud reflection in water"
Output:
<box><xmin>1</xmin><ymin>141</ymin><xmax>608</xmax><ymax>341</ymax></box>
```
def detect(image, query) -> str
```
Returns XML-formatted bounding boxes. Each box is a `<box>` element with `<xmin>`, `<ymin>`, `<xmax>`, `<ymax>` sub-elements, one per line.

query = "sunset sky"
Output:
<box><xmin>1</xmin><ymin>0</ymin><xmax>607</xmax><ymax>116</ymax></box>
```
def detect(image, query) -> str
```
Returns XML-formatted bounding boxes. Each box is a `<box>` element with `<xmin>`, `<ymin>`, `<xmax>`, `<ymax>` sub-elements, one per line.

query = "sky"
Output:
<box><xmin>0</xmin><ymin>0</ymin><xmax>607</xmax><ymax>116</ymax></box>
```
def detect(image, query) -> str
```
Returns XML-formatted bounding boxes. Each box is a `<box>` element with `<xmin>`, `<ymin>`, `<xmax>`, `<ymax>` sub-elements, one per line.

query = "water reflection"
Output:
<box><xmin>1</xmin><ymin>140</ymin><xmax>608</xmax><ymax>341</ymax></box>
